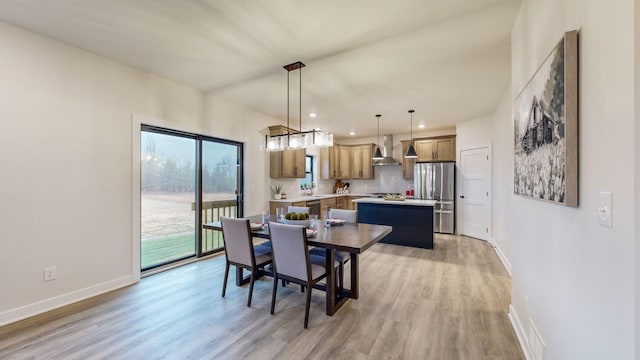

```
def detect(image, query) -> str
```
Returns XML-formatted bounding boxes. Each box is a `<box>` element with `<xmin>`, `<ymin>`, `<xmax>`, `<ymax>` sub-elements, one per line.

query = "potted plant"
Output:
<box><xmin>271</xmin><ymin>184</ymin><xmax>283</xmax><ymax>199</ymax></box>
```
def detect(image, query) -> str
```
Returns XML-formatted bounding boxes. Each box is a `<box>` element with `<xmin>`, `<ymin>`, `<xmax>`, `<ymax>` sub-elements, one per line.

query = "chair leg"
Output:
<box><xmin>304</xmin><ymin>285</ymin><xmax>312</xmax><ymax>329</ymax></box>
<box><xmin>247</xmin><ymin>269</ymin><xmax>255</xmax><ymax>307</ymax></box>
<box><xmin>222</xmin><ymin>262</ymin><xmax>230</xmax><ymax>297</ymax></box>
<box><xmin>271</xmin><ymin>275</ymin><xmax>278</xmax><ymax>315</ymax></box>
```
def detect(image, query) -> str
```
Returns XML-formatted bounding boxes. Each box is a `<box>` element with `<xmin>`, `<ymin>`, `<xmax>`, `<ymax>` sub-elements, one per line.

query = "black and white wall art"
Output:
<box><xmin>514</xmin><ymin>30</ymin><xmax>578</xmax><ymax>207</ymax></box>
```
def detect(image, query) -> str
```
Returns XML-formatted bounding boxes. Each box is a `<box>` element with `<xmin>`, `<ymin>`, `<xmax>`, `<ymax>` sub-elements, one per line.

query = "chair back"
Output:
<box><xmin>328</xmin><ymin>209</ymin><xmax>358</xmax><ymax>223</ymax></box>
<box><xmin>287</xmin><ymin>206</ymin><xmax>310</xmax><ymax>214</ymax></box>
<box><xmin>268</xmin><ymin>222</ymin><xmax>310</xmax><ymax>282</ymax></box>
<box><xmin>220</xmin><ymin>217</ymin><xmax>253</xmax><ymax>266</ymax></box>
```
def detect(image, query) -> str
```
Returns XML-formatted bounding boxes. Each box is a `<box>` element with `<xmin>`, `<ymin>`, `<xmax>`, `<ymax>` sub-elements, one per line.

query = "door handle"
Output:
<box><xmin>460</xmin><ymin>195</ymin><xmax>465</xmax><ymax>198</ymax></box>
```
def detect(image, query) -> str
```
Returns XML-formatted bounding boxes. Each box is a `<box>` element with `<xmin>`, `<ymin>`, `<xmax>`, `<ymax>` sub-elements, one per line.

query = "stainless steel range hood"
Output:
<box><xmin>373</xmin><ymin>135</ymin><xmax>401</xmax><ymax>166</ymax></box>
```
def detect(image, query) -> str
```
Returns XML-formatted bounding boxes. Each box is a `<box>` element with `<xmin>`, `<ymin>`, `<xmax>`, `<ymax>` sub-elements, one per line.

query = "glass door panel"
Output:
<box><xmin>201</xmin><ymin>139</ymin><xmax>242</xmax><ymax>254</ymax></box>
<box><xmin>141</xmin><ymin>130</ymin><xmax>196</xmax><ymax>270</ymax></box>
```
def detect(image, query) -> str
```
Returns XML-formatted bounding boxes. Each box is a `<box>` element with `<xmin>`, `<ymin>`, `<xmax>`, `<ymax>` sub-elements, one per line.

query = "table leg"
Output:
<box><xmin>350</xmin><ymin>253</ymin><xmax>359</xmax><ymax>299</ymax></box>
<box><xmin>236</xmin><ymin>267</ymin><xmax>247</xmax><ymax>286</ymax></box>
<box><xmin>325</xmin><ymin>248</ymin><xmax>336</xmax><ymax>315</ymax></box>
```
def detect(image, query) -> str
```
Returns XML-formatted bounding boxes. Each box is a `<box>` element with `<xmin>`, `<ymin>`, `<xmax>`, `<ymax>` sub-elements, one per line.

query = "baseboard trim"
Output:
<box><xmin>509</xmin><ymin>304</ymin><xmax>534</xmax><ymax>360</ymax></box>
<box><xmin>490</xmin><ymin>237</ymin><xmax>512</xmax><ymax>276</ymax></box>
<box><xmin>0</xmin><ymin>275</ymin><xmax>135</xmax><ymax>327</ymax></box>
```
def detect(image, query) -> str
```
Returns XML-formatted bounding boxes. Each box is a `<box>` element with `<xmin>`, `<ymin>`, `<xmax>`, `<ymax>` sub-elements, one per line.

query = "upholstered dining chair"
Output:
<box><xmin>309</xmin><ymin>209</ymin><xmax>358</xmax><ymax>290</ymax></box>
<box><xmin>268</xmin><ymin>222</ymin><xmax>327</xmax><ymax>328</ymax></box>
<box><xmin>220</xmin><ymin>216</ymin><xmax>272</xmax><ymax>307</ymax></box>
<box><xmin>287</xmin><ymin>206</ymin><xmax>311</xmax><ymax>214</ymax></box>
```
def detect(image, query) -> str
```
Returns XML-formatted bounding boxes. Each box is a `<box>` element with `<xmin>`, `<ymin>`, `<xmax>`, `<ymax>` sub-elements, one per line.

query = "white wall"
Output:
<box><xmin>501</xmin><ymin>1</ymin><xmax>636</xmax><ymax>359</ymax></box>
<box><xmin>0</xmin><ymin>20</ymin><xmax>277</xmax><ymax>325</ymax></box>
<box><xmin>490</xmin><ymin>89</ymin><xmax>514</xmax><ymax>273</ymax></box>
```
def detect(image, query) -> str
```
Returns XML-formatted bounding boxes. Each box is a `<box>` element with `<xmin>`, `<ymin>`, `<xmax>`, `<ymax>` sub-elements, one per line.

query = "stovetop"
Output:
<box><xmin>368</xmin><ymin>192</ymin><xmax>403</xmax><ymax>198</ymax></box>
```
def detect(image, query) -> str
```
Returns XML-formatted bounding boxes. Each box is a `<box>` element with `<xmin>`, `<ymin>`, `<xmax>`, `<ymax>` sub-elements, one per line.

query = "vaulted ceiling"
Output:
<box><xmin>0</xmin><ymin>0</ymin><xmax>521</xmax><ymax>138</ymax></box>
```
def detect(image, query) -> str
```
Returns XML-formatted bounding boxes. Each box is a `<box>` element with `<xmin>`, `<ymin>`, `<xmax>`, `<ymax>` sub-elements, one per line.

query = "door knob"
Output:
<box><xmin>460</xmin><ymin>195</ymin><xmax>465</xmax><ymax>198</ymax></box>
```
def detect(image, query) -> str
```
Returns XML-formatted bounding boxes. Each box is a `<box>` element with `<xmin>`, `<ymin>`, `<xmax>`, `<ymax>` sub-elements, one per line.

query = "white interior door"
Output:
<box><xmin>459</xmin><ymin>146</ymin><xmax>491</xmax><ymax>240</ymax></box>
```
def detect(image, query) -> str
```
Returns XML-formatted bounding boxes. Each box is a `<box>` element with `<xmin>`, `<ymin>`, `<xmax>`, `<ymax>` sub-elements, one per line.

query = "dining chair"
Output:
<box><xmin>327</xmin><ymin>209</ymin><xmax>358</xmax><ymax>223</ymax></box>
<box><xmin>309</xmin><ymin>209</ymin><xmax>357</xmax><ymax>290</ymax></box>
<box><xmin>268</xmin><ymin>222</ymin><xmax>327</xmax><ymax>328</ymax></box>
<box><xmin>287</xmin><ymin>206</ymin><xmax>310</xmax><ymax>213</ymax></box>
<box><xmin>220</xmin><ymin>217</ymin><xmax>273</xmax><ymax>307</ymax></box>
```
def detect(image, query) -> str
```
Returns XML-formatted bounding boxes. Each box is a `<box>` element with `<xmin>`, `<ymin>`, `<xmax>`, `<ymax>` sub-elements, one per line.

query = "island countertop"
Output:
<box><xmin>352</xmin><ymin>197</ymin><xmax>437</xmax><ymax>207</ymax></box>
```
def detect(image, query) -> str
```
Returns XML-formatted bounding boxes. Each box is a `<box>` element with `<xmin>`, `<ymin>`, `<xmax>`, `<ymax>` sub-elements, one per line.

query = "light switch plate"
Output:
<box><xmin>597</xmin><ymin>192</ymin><xmax>612</xmax><ymax>228</ymax></box>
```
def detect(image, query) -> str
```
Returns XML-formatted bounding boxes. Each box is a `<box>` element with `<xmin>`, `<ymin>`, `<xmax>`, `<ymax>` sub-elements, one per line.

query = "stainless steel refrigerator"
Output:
<box><xmin>414</xmin><ymin>162</ymin><xmax>455</xmax><ymax>234</ymax></box>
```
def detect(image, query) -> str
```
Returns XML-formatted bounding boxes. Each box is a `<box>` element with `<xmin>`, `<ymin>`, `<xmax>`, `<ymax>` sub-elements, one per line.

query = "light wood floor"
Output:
<box><xmin>0</xmin><ymin>234</ymin><xmax>524</xmax><ymax>360</ymax></box>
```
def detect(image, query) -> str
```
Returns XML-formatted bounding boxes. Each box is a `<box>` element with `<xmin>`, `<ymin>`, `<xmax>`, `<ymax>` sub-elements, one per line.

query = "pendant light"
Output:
<box><xmin>405</xmin><ymin>109</ymin><xmax>418</xmax><ymax>158</ymax></box>
<box><xmin>372</xmin><ymin>114</ymin><xmax>384</xmax><ymax>160</ymax></box>
<box><xmin>264</xmin><ymin>61</ymin><xmax>333</xmax><ymax>151</ymax></box>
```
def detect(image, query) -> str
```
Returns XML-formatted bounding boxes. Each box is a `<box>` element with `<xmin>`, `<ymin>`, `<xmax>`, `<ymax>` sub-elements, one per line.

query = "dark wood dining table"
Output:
<box><xmin>203</xmin><ymin>217</ymin><xmax>392</xmax><ymax>316</ymax></box>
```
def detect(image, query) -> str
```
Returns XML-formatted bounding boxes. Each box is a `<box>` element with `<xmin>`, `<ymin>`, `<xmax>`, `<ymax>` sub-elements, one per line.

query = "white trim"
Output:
<box><xmin>0</xmin><ymin>276</ymin><xmax>134</xmax><ymax>327</ymax></box>
<box><xmin>490</xmin><ymin>237</ymin><xmax>512</xmax><ymax>276</ymax></box>
<box><xmin>509</xmin><ymin>304</ymin><xmax>534</xmax><ymax>360</ymax></box>
<box><xmin>131</xmin><ymin>115</ymin><xmax>141</xmax><ymax>282</ymax></box>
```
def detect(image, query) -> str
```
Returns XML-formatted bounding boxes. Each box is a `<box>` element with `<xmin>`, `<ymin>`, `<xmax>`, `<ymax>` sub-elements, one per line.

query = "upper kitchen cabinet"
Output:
<box><xmin>415</xmin><ymin>136</ymin><xmax>456</xmax><ymax>162</ymax></box>
<box><xmin>320</xmin><ymin>144</ymin><xmax>350</xmax><ymax>179</ymax></box>
<box><xmin>401</xmin><ymin>140</ymin><xmax>415</xmax><ymax>179</ymax></box>
<box><xmin>350</xmin><ymin>144</ymin><xmax>375</xmax><ymax>179</ymax></box>
<box><xmin>268</xmin><ymin>125</ymin><xmax>307</xmax><ymax>179</ymax></box>
<box><xmin>338</xmin><ymin>145</ymin><xmax>351</xmax><ymax>179</ymax></box>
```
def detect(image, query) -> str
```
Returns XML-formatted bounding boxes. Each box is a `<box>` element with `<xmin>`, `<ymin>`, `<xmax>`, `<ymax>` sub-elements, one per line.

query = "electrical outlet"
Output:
<box><xmin>43</xmin><ymin>266</ymin><xmax>57</xmax><ymax>282</ymax></box>
<box><xmin>597</xmin><ymin>192</ymin><xmax>612</xmax><ymax>228</ymax></box>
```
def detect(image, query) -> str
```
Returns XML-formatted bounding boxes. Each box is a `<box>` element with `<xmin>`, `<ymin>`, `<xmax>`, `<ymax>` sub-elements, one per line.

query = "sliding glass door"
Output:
<box><xmin>140</xmin><ymin>126</ymin><xmax>243</xmax><ymax>270</ymax></box>
<box><xmin>201</xmin><ymin>139</ymin><xmax>243</xmax><ymax>254</ymax></box>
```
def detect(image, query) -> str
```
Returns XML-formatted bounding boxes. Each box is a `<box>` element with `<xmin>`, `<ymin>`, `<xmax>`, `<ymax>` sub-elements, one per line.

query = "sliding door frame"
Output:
<box><xmin>134</xmin><ymin>118</ymin><xmax>244</xmax><ymax>275</ymax></box>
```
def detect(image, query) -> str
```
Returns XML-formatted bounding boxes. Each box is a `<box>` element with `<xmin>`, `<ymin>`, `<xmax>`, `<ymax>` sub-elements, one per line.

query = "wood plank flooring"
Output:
<box><xmin>0</xmin><ymin>234</ymin><xmax>524</xmax><ymax>360</ymax></box>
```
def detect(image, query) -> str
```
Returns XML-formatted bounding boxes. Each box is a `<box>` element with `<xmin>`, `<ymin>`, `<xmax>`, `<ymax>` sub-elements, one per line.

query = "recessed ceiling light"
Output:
<box><xmin>309</xmin><ymin>113</ymin><xmax>317</xmax><ymax>118</ymax></box>
<box><xmin>314</xmin><ymin>128</ymin><xmax>321</xmax><ymax>131</ymax></box>
<box><xmin>349</xmin><ymin>131</ymin><xmax>356</xmax><ymax>136</ymax></box>
<box><xmin>418</xmin><ymin>124</ymin><xmax>425</xmax><ymax>128</ymax></box>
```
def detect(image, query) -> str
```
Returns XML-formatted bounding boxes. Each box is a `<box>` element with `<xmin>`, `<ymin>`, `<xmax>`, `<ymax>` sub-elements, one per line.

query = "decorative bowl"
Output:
<box><xmin>282</xmin><ymin>219</ymin><xmax>310</xmax><ymax>227</ymax></box>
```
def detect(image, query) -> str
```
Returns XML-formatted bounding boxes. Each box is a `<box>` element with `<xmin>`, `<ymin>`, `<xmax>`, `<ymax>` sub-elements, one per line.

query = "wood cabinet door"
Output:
<box><xmin>280</xmin><ymin>150</ymin><xmax>296</xmax><ymax>177</ymax></box>
<box><xmin>338</xmin><ymin>145</ymin><xmax>351</xmax><ymax>179</ymax></box>
<box><xmin>351</xmin><ymin>145</ymin><xmax>363</xmax><ymax>179</ymax></box>
<box><xmin>359</xmin><ymin>145</ymin><xmax>374</xmax><ymax>179</ymax></box>
<box><xmin>415</xmin><ymin>140</ymin><xmax>435</xmax><ymax>162</ymax></box>
<box><xmin>294</xmin><ymin>148</ymin><xmax>306</xmax><ymax>177</ymax></box>
<box><xmin>329</xmin><ymin>146</ymin><xmax>339</xmax><ymax>179</ymax></box>
<box><xmin>435</xmin><ymin>138</ymin><xmax>455</xmax><ymax>161</ymax></box>
<box><xmin>336</xmin><ymin>197</ymin><xmax>347</xmax><ymax>209</ymax></box>
<box><xmin>402</xmin><ymin>141</ymin><xmax>415</xmax><ymax>179</ymax></box>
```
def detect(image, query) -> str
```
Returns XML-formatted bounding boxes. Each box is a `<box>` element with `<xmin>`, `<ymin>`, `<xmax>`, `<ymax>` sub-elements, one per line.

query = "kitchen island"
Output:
<box><xmin>353</xmin><ymin>197</ymin><xmax>436</xmax><ymax>249</ymax></box>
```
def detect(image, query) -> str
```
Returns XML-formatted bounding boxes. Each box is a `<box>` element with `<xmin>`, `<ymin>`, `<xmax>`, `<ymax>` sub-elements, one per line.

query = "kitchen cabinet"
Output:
<box><xmin>270</xmin><ymin>200</ymin><xmax>307</xmax><ymax>215</ymax></box>
<box><xmin>320</xmin><ymin>144</ymin><xmax>348</xmax><ymax>179</ymax></box>
<box><xmin>346</xmin><ymin>196</ymin><xmax>366</xmax><ymax>210</ymax></box>
<box><xmin>338</xmin><ymin>145</ymin><xmax>351</xmax><ymax>179</ymax></box>
<box><xmin>350</xmin><ymin>144</ymin><xmax>375</xmax><ymax>179</ymax></box>
<box><xmin>401</xmin><ymin>140</ymin><xmax>416</xmax><ymax>179</ymax></box>
<box><xmin>320</xmin><ymin>197</ymin><xmax>337</xmax><ymax>219</ymax></box>
<box><xmin>336</xmin><ymin>196</ymin><xmax>347</xmax><ymax>209</ymax></box>
<box><xmin>320</xmin><ymin>144</ymin><xmax>375</xmax><ymax>180</ymax></box>
<box><xmin>268</xmin><ymin>125</ymin><xmax>307</xmax><ymax>178</ymax></box>
<box><xmin>270</xmin><ymin>148</ymin><xmax>306</xmax><ymax>178</ymax></box>
<box><xmin>414</xmin><ymin>136</ymin><xmax>456</xmax><ymax>162</ymax></box>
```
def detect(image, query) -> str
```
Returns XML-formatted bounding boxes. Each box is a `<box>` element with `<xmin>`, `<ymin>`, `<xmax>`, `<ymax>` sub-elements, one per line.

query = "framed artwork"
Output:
<box><xmin>514</xmin><ymin>30</ymin><xmax>578</xmax><ymax>207</ymax></box>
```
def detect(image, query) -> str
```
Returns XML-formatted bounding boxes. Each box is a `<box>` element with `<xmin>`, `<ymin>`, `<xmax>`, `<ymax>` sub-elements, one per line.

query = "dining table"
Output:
<box><xmin>203</xmin><ymin>216</ymin><xmax>392</xmax><ymax>316</ymax></box>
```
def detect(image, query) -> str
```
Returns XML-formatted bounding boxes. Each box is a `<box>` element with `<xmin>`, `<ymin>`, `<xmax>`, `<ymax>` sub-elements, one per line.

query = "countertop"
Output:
<box><xmin>352</xmin><ymin>197</ymin><xmax>437</xmax><ymax>207</ymax></box>
<box><xmin>270</xmin><ymin>193</ymin><xmax>370</xmax><ymax>203</ymax></box>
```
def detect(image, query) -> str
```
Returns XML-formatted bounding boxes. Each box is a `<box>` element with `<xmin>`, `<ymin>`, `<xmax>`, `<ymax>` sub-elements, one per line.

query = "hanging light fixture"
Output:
<box><xmin>372</xmin><ymin>114</ymin><xmax>384</xmax><ymax>160</ymax></box>
<box><xmin>264</xmin><ymin>61</ymin><xmax>333</xmax><ymax>151</ymax></box>
<box><xmin>405</xmin><ymin>109</ymin><xmax>418</xmax><ymax>158</ymax></box>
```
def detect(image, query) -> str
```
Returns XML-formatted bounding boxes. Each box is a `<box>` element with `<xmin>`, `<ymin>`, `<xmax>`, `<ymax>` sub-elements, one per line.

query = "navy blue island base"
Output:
<box><xmin>357</xmin><ymin>202</ymin><xmax>434</xmax><ymax>249</ymax></box>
